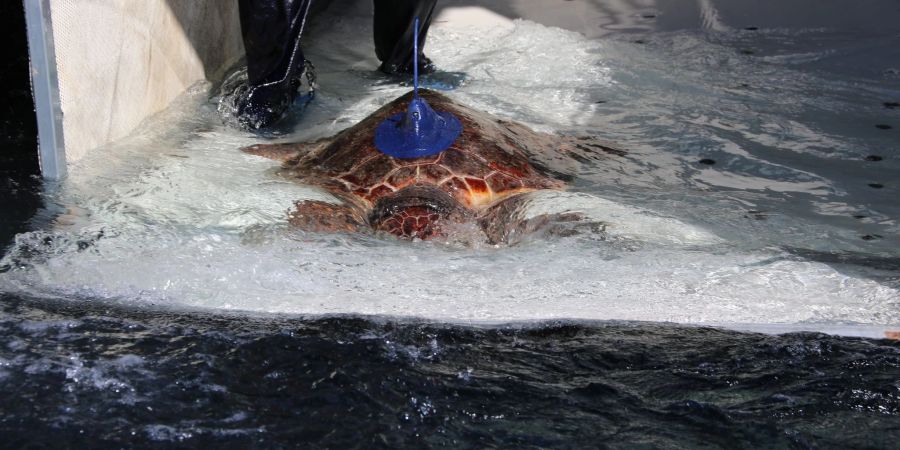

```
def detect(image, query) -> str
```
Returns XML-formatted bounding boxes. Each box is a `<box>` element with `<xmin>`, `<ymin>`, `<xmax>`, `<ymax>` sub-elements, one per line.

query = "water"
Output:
<box><xmin>2</xmin><ymin>295</ymin><xmax>899</xmax><ymax>448</ymax></box>
<box><xmin>2</xmin><ymin>6</ymin><xmax>899</xmax><ymax>331</ymax></box>
<box><xmin>2</xmin><ymin>1</ymin><xmax>900</xmax><ymax>447</ymax></box>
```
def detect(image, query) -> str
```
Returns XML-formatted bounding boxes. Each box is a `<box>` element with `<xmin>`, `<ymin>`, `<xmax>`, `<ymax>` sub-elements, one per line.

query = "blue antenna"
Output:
<box><xmin>413</xmin><ymin>16</ymin><xmax>419</xmax><ymax>97</ymax></box>
<box><xmin>374</xmin><ymin>16</ymin><xmax>462</xmax><ymax>159</ymax></box>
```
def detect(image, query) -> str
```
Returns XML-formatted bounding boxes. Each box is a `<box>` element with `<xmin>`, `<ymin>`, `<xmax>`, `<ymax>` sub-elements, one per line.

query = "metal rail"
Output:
<box><xmin>23</xmin><ymin>0</ymin><xmax>66</xmax><ymax>180</ymax></box>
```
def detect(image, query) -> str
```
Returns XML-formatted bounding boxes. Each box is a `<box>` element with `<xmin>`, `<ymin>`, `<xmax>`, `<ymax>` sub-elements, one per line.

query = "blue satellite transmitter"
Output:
<box><xmin>374</xmin><ymin>17</ymin><xmax>462</xmax><ymax>159</ymax></box>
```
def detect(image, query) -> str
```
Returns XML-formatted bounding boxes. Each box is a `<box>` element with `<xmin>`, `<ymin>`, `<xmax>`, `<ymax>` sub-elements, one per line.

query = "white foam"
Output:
<box><xmin>2</xmin><ymin>228</ymin><xmax>897</xmax><ymax>328</ymax></box>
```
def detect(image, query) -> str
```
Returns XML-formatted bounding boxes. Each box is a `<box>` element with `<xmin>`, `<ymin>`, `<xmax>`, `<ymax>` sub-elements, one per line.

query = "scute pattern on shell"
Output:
<box><xmin>283</xmin><ymin>90</ymin><xmax>564</xmax><ymax>209</ymax></box>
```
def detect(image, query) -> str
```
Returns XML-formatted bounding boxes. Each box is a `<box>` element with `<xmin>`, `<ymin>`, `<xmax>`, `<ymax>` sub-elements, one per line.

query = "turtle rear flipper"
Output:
<box><xmin>479</xmin><ymin>193</ymin><xmax>605</xmax><ymax>245</ymax></box>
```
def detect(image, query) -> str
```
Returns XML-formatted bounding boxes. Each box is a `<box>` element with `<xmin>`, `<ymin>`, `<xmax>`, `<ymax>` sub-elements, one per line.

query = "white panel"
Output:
<box><xmin>46</xmin><ymin>0</ymin><xmax>244</xmax><ymax>163</ymax></box>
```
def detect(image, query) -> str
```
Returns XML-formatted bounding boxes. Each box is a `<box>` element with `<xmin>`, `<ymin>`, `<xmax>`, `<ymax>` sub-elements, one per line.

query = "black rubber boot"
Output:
<box><xmin>230</xmin><ymin>0</ymin><xmax>314</xmax><ymax>130</ymax></box>
<box><xmin>373</xmin><ymin>0</ymin><xmax>438</xmax><ymax>75</ymax></box>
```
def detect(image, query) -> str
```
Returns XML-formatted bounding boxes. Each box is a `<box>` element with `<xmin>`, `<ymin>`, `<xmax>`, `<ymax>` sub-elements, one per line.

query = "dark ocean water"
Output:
<box><xmin>2</xmin><ymin>294</ymin><xmax>899</xmax><ymax>449</ymax></box>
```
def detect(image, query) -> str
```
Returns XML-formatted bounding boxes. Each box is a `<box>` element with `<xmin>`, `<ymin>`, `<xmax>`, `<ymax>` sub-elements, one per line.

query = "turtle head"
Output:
<box><xmin>368</xmin><ymin>185</ymin><xmax>470</xmax><ymax>239</ymax></box>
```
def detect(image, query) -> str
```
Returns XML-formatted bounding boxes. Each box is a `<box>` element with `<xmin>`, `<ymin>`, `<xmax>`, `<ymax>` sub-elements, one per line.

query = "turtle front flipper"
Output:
<box><xmin>242</xmin><ymin>137</ymin><xmax>331</xmax><ymax>162</ymax></box>
<box><xmin>478</xmin><ymin>193</ymin><xmax>604</xmax><ymax>245</ymax></box>
<box><xmin>288</xmin><ymin>200</ymin><xmax>367</xmax><ymax>234</ymax></box>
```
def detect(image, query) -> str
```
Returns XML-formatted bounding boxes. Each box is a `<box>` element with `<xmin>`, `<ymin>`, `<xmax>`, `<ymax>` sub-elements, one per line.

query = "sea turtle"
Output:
<box><xmin>242</xmin><ymin>89</ymin><xmax>622</xmax><ymax>243</ymax></box>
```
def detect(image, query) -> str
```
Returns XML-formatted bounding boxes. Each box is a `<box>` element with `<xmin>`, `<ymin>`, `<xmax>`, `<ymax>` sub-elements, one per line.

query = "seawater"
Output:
<box><xmin>1</xmin><ymin>294</ymin><xmax>898</xmax><ymax>448</ymax></box>
<box><xmin>2</xmin><ymin>8</ymin><xmax>898</xmax><ymax>332</ymax></box>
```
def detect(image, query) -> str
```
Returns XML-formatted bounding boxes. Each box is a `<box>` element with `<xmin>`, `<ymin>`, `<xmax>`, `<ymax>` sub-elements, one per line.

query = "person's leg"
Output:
<box><xmin>373</xmin><ymin>0</ymin><xmax>438</xmax><ymax>75</ymax></box>
<box><xmin>231</xmin><ymin>0</ymin><xmax>314</xmax><ymax>129</ymax></box>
